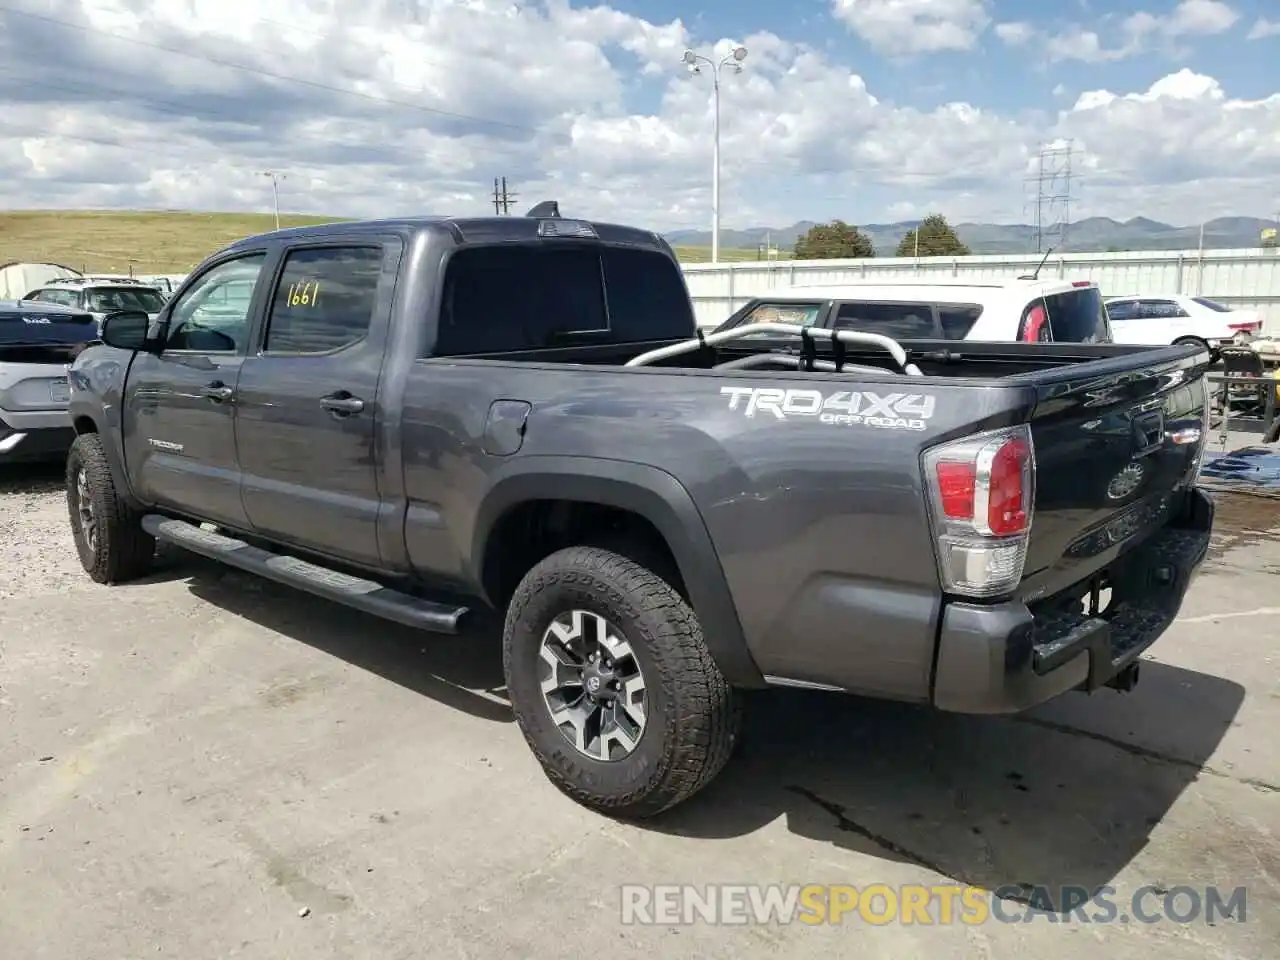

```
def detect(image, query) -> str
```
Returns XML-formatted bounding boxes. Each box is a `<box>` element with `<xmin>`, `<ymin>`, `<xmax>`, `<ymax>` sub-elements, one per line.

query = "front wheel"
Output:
<box><xmin>503</xmin><ymin>546</ymin><xmax>740</xmax><ymax>818</ymax></box>
<box><xmin>65</xmin><ymin>433</ymin><xmax>155</xmax><ymax>584</ymax></box>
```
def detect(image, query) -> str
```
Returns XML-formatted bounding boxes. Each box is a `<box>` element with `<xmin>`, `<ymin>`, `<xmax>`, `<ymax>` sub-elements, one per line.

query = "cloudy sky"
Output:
<box><xmin>0</xmin><ymin>0</ymin><xmax>1277</xmax><ymax>232</ymax></box>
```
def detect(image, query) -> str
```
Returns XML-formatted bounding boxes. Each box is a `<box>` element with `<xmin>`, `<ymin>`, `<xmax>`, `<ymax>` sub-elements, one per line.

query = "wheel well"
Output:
<box><xmin>481</xmin><ymin>499</ymin><xmax>686</xmax><ymax>609</ymax></box>
<box><xmin>73</xmin><ymin>416</ymin><xmax>98</xmax><ymax>434</ymax></box>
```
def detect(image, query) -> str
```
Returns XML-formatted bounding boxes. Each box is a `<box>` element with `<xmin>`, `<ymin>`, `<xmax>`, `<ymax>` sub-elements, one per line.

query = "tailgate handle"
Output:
<box><xmin>1131</xmin><ymin>410</ymin><xmax>1164</xmax><ymax>456</ymax></box>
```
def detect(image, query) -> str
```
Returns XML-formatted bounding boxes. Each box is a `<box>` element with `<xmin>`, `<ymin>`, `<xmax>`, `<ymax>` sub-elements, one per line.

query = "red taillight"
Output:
<box><xmin>1071</xmin><ymin>280</ymin><xmax>1092</xmax><ymax>287</ymax></box>
<box><xmin>1020</xmin><ymin>305</ymin><xmax>1047</xmax><ymax>342</ymax></box>
<box><xmin>1228</xmin><ymin>321</ymin><xmax>1261</xmax><ymax>331</ymax></box>
<box><xmin>986</xmin><ymin>436</ymin><xmax>1030</xmax><ymax>535</ymax></box>
<box><xmin>935</xmin><ymin>461</ymin><xmax>975</xmax><ymax>518</ymax></box>
<box><xmin>922</xmin><ymin>425</ymin><xmax>1036</xmax><ymax>598</ymax></box>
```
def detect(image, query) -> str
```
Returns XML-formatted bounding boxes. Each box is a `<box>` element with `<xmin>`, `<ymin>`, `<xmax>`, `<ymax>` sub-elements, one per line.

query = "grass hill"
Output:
<box><xmin>9</xmin><ymin>208</ymin><xmax>1266</xmax><ymax>275</ymax></box>
<box><xmin>0</xmin><ymin>209</ymin><xmax>779</xmax><ymax>273</ymax></box>
<box><xmin>0</xmin><ymin>210</ymin><xmax>342</xmax><ymax>274</ymax></box>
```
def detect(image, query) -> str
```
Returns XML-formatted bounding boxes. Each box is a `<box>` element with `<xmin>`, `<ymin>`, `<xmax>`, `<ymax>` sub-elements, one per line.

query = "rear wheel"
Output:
<box><xmin>65</xmin><ymin>433</ymin><xmax>155</xmax><ymax>584</ymax></box>
<box><xmin>503</xmin><ymin>546</ymin><xmax>740</xmax><ymax>818</ymax></box>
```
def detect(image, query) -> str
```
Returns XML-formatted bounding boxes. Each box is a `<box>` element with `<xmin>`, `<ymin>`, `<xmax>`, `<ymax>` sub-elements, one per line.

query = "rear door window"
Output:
<box><xmin>832</xmin><ymin>301</ymin><xmax>938</xmax><ymax>339</ymax></box>
<box><xmin>263</xmin><ymin>245</ymin><xmax>383</xmax><ymax>354</ymax></box>
<box><xmin>725</xmin><ymin>300</ymin><xmax>824</xmax><ymax>337</ymax></box>
<box><xmin>1105</xmin><ymin>299</ymin><xmax>1139</xmax><ymax>321</ymax></box>
<box><xmin>1043</xmin><ymin>287</ymin><xmax>1110</xmax><ymax>342</ymax></box>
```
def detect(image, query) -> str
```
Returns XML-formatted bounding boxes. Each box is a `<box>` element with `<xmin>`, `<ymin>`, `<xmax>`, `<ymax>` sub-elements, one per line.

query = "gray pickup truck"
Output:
<box><xmin>65</xmin><ymin>205</ymin><xmax>1216</xmax><ymax>817</ymax></box>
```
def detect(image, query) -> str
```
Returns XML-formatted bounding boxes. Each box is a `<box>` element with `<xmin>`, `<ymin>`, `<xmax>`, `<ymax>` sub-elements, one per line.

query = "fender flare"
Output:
<box><xmin>67</xmin><ymin>403</ymin><xmax>145</xmax><ymax>512</ymax></box>
<box><xmin>472</xmin><ymin>457</ymin><xmax>765</xmax><ymax>688</ymax></box>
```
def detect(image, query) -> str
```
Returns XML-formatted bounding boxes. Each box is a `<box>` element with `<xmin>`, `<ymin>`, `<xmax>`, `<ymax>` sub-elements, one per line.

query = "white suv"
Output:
<box><xmin>21</xmin><ymin>276</ymin><xmax>167</xmax><ymax>331</ymax></box>
<box><xmin>711</xmin><ymin>277</ymin><xmax>1113</xmax><ymax>344</ymax></box>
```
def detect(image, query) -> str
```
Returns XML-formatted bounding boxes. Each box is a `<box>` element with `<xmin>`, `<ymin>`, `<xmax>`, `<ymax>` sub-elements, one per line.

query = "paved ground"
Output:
<box><xmin>1</xmin><ymin>458</ymin><xmax>1277</xmax><ymax>959</ymax></box>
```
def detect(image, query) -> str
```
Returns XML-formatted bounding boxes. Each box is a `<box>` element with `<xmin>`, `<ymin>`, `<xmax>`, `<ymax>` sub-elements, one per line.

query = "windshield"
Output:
<box><xmin>86</xmin><ymin>287</ymin><xmax>166</xmax><ymax>313</ymax></box>
<box><xmin>1191</xmin><ymin>297</ymin><xmax>1232</xmax><ymax>313</ymax></box>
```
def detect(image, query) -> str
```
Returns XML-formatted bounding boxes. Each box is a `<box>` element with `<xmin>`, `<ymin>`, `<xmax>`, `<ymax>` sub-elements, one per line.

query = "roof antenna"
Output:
<box><xmin>526</xmin><ymin>200</ymin><xmax>560</xmax><ymax>218</ymax></box>
<box><xmin>1019</xmin><ymin>246</ymin><xmax>1054</xmax><ymax>281</ymax></box>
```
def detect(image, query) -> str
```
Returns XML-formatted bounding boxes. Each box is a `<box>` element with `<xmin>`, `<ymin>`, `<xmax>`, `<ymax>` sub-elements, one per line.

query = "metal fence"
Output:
<box><xmin>681</xmin><ymin>247</ymin><xmax>1280</xmax><ymax>331</ymax></box>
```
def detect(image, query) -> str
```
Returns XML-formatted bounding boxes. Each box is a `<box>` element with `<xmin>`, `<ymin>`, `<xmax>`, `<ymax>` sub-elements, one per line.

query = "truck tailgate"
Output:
<box><xmin>1017</xmin><ymin>348</ymin><xmax>1209</xmax><ymax>602</ymax></box>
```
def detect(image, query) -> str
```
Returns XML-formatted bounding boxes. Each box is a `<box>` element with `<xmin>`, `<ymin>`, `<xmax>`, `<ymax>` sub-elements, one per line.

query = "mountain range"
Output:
<box><xmin>664</xmin><ymin>216</ymin><xmax>1278</xmax><ymax>255</ymax></box>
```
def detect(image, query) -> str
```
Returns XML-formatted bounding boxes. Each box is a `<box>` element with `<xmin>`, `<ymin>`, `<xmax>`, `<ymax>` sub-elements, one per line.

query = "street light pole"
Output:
<box><xmin>682</xmin><ymin>46</ymin><xmax>747</xmax><ymax>264</ymax></box>
<box><xmin>259</xmin><ymin>170</ymin><xmax>287</xmax><ymax>230</ymax></box>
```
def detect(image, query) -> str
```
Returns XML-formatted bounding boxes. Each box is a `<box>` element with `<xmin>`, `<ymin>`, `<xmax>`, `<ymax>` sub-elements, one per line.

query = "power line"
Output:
<box><xmin>0</xmin><ymin>4</ymin><xmax>539</xmax><ymax>133</ymax></box>
<box><xmin>492</xmin><ymin>177</ymin><xmax>517</xmax><ymax>214</ymax></box>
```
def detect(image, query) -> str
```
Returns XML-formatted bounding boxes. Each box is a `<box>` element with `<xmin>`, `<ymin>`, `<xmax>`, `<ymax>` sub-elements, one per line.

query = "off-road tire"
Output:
<box><xmin>66</xmin><ymin>433</ymin><xmax>155</xmax><ymax>584</ymax></box>
<box><xmin>503</xmin><ymin>546</ymin><xmax>740</xmax><ymax>818</ymax></box>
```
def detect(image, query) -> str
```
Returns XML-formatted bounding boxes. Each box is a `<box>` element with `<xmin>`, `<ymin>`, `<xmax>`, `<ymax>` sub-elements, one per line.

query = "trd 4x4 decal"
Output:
<box><xmin>720</xmin><ymin>386</ymin><xmax>936</xmax><ymax>431</ymax></box>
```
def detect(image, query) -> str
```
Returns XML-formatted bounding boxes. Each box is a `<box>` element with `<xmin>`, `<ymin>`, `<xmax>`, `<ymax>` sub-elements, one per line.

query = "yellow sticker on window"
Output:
<box><xmin>286</xmin><ymin>280</ymin><xmax>321</xmax><ymax>308</ymax></box>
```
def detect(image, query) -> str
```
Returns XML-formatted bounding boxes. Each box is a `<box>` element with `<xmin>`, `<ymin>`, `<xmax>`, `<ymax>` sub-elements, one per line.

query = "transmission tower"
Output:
<box><xmin>1024</xmin><ymin>141</ymin><xmax>1074</xmax><ymax>253</ymax></box>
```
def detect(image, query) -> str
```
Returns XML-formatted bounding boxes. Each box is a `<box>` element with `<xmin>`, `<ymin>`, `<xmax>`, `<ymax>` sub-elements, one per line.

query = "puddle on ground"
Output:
<box><xmin>1204</xmin><ymin>488</ymin><xmax>1280</xmax><ymax>565</ymax></box>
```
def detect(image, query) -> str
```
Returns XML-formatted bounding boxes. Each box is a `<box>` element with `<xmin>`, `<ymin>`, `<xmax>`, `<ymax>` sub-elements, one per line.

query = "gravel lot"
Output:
<box><xmin>1</xmin><ymin>461</ymin><xmax>1277</xmax><ymax>959</ymax></box>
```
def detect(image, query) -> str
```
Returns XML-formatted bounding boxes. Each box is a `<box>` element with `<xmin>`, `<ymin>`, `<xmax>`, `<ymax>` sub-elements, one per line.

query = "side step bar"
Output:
<box><xmin>142</xmin><ymin>515</ymin><xmax>469</xmax><ymax>634</ymax></box>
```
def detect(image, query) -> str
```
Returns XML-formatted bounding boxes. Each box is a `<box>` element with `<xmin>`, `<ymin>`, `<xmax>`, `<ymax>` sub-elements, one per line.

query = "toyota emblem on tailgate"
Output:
<box><xmin>1107</xmin><ymin>462</ymin><xmax>1146</xmax><ymax>500</ymax></box>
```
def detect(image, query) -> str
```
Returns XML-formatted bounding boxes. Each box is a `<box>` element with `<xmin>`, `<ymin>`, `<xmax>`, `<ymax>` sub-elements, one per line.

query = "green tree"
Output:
<box><xmin>793</xmin><ymin>220</ymin><xmax>876</xmax><ymax>259</ymax></box>
<box><xmin>895</xmin><ymin>214</ymin><xmax>970</xmax><ymax>257</ymax></box>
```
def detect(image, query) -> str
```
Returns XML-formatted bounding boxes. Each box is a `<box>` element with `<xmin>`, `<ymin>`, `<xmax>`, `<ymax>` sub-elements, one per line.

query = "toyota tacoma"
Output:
<box><xmin>64</xmin><ymin>204</ymin><xmax>1216</xmax><ymax>817</ymax></box>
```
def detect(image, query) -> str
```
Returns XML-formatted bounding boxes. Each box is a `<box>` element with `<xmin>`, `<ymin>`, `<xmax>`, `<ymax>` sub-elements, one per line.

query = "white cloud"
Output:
<box><xmin>994</xmin><ymin>21</ymin><xmax>1033</xmax><ymax>45</ymax></box>
<box><xmin>0</xmin><ymin>0</ymin><xmax>1276</xmax><ymax>236</ymax></box>
<box><xmin>1000</xmin><ymin>0</ymin><xmax>1241</xmax><ymax>63</ymax></box>
<box><xmin>830</xmin><ymin>0</ymin><xmax>991</xmax><ymax>55</ymax></box>
<box><xmin>1248</xmin><ymin>18</ymin><xmax>1280</xmax><ymax>39</ymax></box>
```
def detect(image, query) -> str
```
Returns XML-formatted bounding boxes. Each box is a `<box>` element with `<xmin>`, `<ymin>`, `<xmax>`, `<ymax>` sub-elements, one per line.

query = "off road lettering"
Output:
<box><xmin>720</xmin><ymin>387</ymin><xmax>935</xmax><ymax>430</ymax></box>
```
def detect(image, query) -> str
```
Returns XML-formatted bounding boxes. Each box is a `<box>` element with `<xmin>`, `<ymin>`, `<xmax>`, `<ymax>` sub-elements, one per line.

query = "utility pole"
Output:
<box><xmin>259</xmin><ymin>170</ymin><xmax>287</xmax><ymax>230</ymax></box>
<box><xmin>682</xmin><ymin>46</ymin><xmax>748</xmax><ymax>263</ymax></box>
<box><xmin>1023</xmin><ymin>141</ymin><xmax>1074</xmax><ymax>253</ymax></box>
<box><xmin>492</xmin><ymin>177</ymin><xmax>518</xmax><ymax>214</ymax></box>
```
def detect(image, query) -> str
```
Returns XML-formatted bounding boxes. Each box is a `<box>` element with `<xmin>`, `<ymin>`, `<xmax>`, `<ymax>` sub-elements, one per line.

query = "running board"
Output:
<box><xmin>141</xmin><ymin>515</ymin><xmax>469</xmax><ymax>634</ymax></box>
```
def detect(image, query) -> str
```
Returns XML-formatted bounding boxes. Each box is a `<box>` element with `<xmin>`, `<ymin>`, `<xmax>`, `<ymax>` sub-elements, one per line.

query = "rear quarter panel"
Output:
<box><xmin>399</xmin><ymin>361</ymin><xmax>1036</xmax><ymax>702</ymax></box>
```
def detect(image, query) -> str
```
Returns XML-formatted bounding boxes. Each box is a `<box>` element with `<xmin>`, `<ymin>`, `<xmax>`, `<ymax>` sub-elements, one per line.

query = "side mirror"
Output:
<box><xmin>99</xmin><ymin>310</ymin><xmax>154</xmax><ymax>352</ymax></box>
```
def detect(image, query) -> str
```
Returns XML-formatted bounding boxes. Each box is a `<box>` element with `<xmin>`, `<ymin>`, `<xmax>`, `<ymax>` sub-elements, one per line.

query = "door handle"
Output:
<box><xmin>203</xmin><ymin>382</ymin><xmax>234</xmax><ymax>403</ymax></box>
<box><xmin>320</xmin><ymin>392</ymin><xmax>365</xmax><ymax>415</ymax></box>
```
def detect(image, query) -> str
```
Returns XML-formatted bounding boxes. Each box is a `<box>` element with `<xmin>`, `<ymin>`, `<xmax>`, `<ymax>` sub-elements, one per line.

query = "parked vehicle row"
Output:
<box><xmin>61</xmin><ymin>204</ymin><xmax>1215</xmax><ymax>819</ymax></box>
<box><xmin>710</xmin><ymin>278</ymin><xmax>1264</xmax><ymax>357</ymax></box>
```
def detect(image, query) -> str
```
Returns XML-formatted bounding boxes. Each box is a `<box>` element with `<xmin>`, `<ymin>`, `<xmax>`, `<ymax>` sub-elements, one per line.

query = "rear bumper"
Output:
<box><xmin>0</xmin><ymin>408</ymin><xmax>75</xmax><ymax>462</ymax></box>
<box><xmin>932</xmin><ymin>486</ymin><xmax>1213</xmax><ymax>714</ymax></box>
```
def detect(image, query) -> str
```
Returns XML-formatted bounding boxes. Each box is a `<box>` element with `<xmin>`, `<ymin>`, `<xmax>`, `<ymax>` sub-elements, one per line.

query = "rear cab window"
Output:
<box><xmin>831</xmin><ymin>300</ymin><xmax>983</xmax><ymax>340</ymax></box>
<box><xmin>434</xmin><ymin>245</ymin><xmax>694</xmax><ymax>355</ymax></box>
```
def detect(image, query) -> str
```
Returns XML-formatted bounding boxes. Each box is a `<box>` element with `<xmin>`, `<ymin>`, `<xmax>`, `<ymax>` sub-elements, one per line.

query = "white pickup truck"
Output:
<box><xmin>710</xmin><ymin>277</ymin><xmax>1113</xmax><ymax>344</ymax></box>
